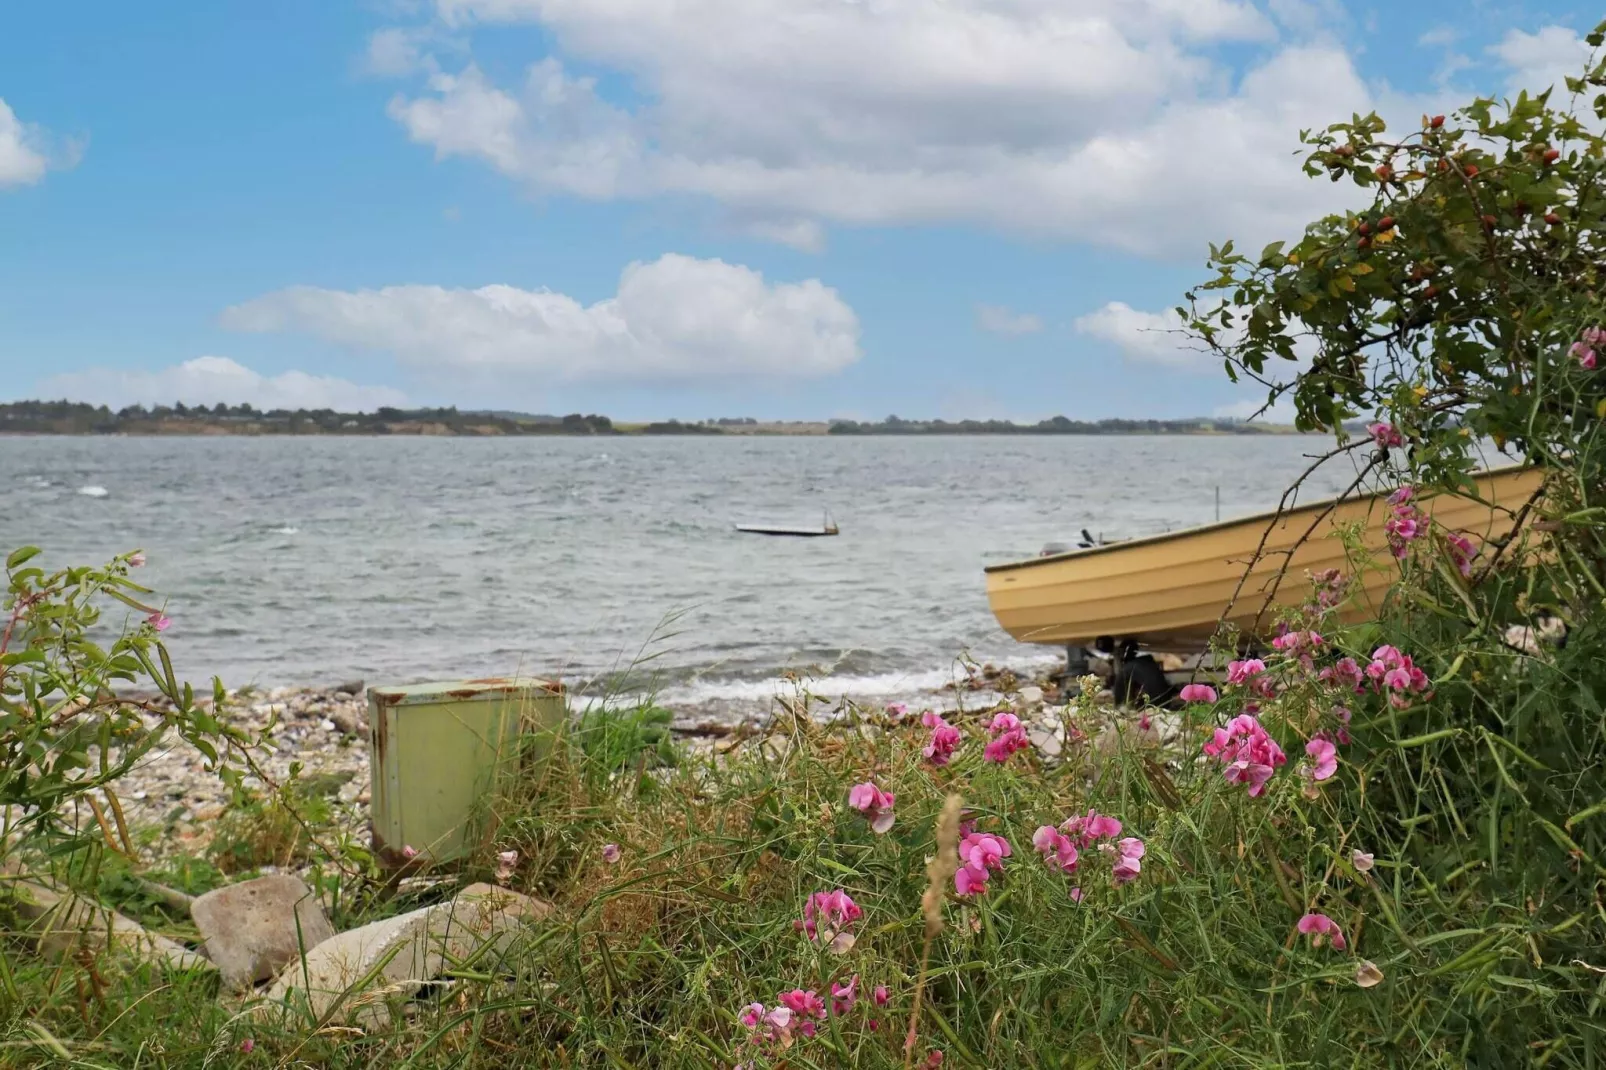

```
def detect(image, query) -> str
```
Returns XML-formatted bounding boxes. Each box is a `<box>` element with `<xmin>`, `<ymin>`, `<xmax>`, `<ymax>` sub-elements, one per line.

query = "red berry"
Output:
<box><xmin>1358</xmin><ymin>221</ymin><xmax>1371</xmax><ymax>235</ymax></box>
<box><xmin>1378</xmin><ymin>216</ymin><xmax>1396</xmax><ymax>231</ymax></box>
<box><xmin>1358</xmin><ymin>236</ymin><xmax>1372</xmax><ymax>249</ymax></box>
<box><xmin>1546</xmin><ymin>212</ymin><xmax>1563</xmax><ymax>225</ymax></box>
<box><xmin>1465</xmin><ymin>164</ymin><xmax>1479</xmax><ymax>177</ymax></box>
<box><xmin>1375</xmin><ymin>164</ymin><xmax>1394</xmax><ymax>180</ymax></box>
<box><xmin>1430</xmin><ymin>115</ymin><xmax>1446</xmax><ymax>129</ymax></box>
<box><xmin>1481</xmin><ymin>214</ymin><xmax>1498</xmax><ymax>229</ymax></box>
<box><xmin>1544</xmin><ymin>148</ymin><xmax>1560</xmax><ymax>164</ymax></box>
<box><xmin>1424</xmin><ymin>285</ymin><xmax>1440</xmax><ymax>299</ymax></box>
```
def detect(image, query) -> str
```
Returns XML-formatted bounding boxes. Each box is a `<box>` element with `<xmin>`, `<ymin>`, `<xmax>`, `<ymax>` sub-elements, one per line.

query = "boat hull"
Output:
<box><xmin>984</xmin><ymin>467</ymin><xmax>1544</xmax><ymax>653</ymax></box>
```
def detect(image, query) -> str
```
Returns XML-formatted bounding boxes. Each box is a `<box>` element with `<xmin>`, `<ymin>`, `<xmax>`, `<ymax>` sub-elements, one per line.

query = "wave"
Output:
<box><xmin>269</xmin><ymin>526</ymin><xmax>300</xmax><ymax>535</ymax></box>
<box><xmin>77</xmin><ymin>485</ymin><xmax>109</xmax><ymax>498</ymax></box>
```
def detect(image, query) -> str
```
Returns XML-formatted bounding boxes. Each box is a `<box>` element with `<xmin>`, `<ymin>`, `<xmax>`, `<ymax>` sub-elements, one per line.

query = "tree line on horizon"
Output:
<box><xmin>0</xmin><ymin>400</ymin><xmax>1288</xmax><ymax>436</ymax></box>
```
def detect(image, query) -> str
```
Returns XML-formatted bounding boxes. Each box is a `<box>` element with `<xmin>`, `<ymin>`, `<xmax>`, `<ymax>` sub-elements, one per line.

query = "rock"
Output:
<box><xmin>335</xmin><ymin>680</ymin><xmax>365</xmax><ymax>695</ymax></box>
<box><xmin>10</xmin><ymin>881</ymin><xmax>212</xmax><ymax>971</ymax></box>
<box><xmin>191</xmin><ymin>875</ymin><xmax>337</xmax><ymax>991</ymax></box>
<box><xmin>1027</xmin><ymin>724</ymin><xmax>1063</xmax><ymax>758</ymax></box>
<box><xmin>328</xmin><ymin>710</ymin><xmax>358</xmax><ymax>736</ymax></box>
<box><xmin>1017</xmin><ymin>685</ymin><xmax>1044</xmax><ymax>707</ymax></box>
<box><xmin>264</xmin><ymin>883</ymin><xmax>552</xmax><ymax>1024</ymax></box>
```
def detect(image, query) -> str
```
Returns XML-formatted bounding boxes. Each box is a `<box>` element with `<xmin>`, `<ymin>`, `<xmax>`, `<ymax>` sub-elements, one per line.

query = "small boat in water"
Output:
<box><xmin>736</xmin><ymin>511</ymin><xmax>840</xmax><ymax>538</ymax></box>
<box><xmin>985</xmin><ymin>465</ymin><xmax>1543</xmax><ymax>654</ymax></box>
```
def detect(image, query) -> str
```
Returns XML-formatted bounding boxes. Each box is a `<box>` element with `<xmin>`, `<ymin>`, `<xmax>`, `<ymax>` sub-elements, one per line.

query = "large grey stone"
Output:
<box><xmin>264</xmin><ymin>883</ymin><xmax>551</xmax><ymax>1025</ymax></box>
<box><xmin>192</xmin><ymin>875</ymin><xmax>337</xmax><ymax>991</ymax></box>
<box><xmin>9</xmin><ymin>881</ymin><xmax>212</xmax><ymax>972</ymax></box>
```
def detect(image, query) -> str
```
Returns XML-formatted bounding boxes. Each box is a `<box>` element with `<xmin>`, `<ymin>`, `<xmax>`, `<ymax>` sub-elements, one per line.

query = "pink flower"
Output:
<box><xmin>1304</xmin><ymin>737</ymin><xmax>1338</xmax><ymax>782</ymax></box>
<box><xmin>954</xmin><ymin>831</ymin><xmax>1011</xmax><ymax>897</ymax></box>
<box><xmin>1179</xmin><ymin>683</ymin><xmax>1218</xmax><ymax>704</ymax></box>
<box><xmin>1586</xmin><ymin>326</ymin><xmax>1606</xmax><ymax>346</ymax></box>
<box><xmin>1032</xmin><ymin>825</ymin><xmax>1080</xmax><ymax>874</ymax></box>
<box><xmin>1351</xmin><ymin>849</ymin><xmax>1375</xmax><ymax>873</ymax></box>
<box><xmin>886</xmin><ymin>702</ymin><xmax>909</xmax><ymax>718</ymax></box>
<box><xmin>1367</xmin><ymin>421</ymin><xmax>1404</xmax><ymax>448</ymax></box>
<box><xmin>239</xmin><ymin>1039</ymin><xmax>255</xmax><ymax>1054</ymax></box>
<box><xmin>779</xmin><ymin>988</ymin><xmax>827</xmax><ymax>1020</ymax></box>
<box><xmin>1069</xmin><ymin>887</ymin><xmax>1084</xmax><ymax>903</ymax></box>
<box><xmin>1445</xmin><ymin>532</ymin><xmax>1478</xmax><ymax>576</ymax></box>
<box><xmin>1272</xmin><ymin>630</ymin><xmax>1324</xmax><ymax>654</ymax></box>
<box><xmin>921</xmin><ymin>710</ymin><xmax>962</xmax><ymax>766</ymax></box>
<box><xmin>494</xmin><ymin>849</ymin><xmax>518</xmax><ymax>882</ymax></box>
<box><xmin>830</xmin><ymin>975</ymin><xmax>859</xmax><ymax>1015</ymax></box>
<box><xmin>847</xmin><ymin>781</ymin><xmax>896</xmax><ymax>835</ymax></box>
<box><xmin>798</xmin><ymin>889</ymin><xmax>862</xmax><ymax>953</ymax></box>
<box><xmin>1296</xmin><ymin>912</ymin><xmax>1347</xmax><ymax>950</ymax></box>
<box><xmin>1226</xmin><ymin>659</ymin><xmax>1266</xmax><ymax>685</ymax></box>
<box><xmin>740</xmin><ymin>1003</ymin><xmax>766</xmax><ymax>1029</ymax></box>
<box><xmin>1111</xmin><ymin>837</ymin><xmax>1145</xmax><ymax>885</ymax></box>
<box><xmin>1572</xmin><ymin>341</ymin><xmax>1598</xmax><ymax>369</ymax></box>
<box><xmin>1202</xmin><ymin>714</ymin><xmax>1287</xmax><ymax>797</ymax></box>
<box><xmin>401</xmin><ymin>845</ymin><xmax>419</xmax><ymax>860</ymax></box>
<box><xmin>982</xmin><ymin>711</ymin><xmax>1031</xmax><ymax>764</ymax></box>
<box><xmin>1387</xmin><ymin>486</ymin><xmax>1414</xmax><ymax>507</ymax></box>
<box><xmin>873</xmin><ymin>985</ymin><xmax>890</xmax><ymax>1007</ymax></box>
<box><xmin>926</xmin><ymin>1051</ymin><xmax>945</xmax><ymax>1067</ymax></box>
<box><xmin>1320</xmin><ymin>657</ymin><xmax>1365</xmax><ymax>692</ymax></box>
<box><xmin>602</xmin><ymin>842</ymin><xmax>622</xmax><ymax>864</ymax></box>
<box><xmin>127</xmin><ymin>551</ymin><xmax>147</xmax><ymax>568</ymax></box>
<box><xmin>1313</xmin><ymin>567</ymin><xmax>1348</xmax><ymax>608</ymax></box>
<box><xmin>764</xmin><ymin>1006</ymin><xmax>794</xmax><ymax>1034</ymax></box>
<box><xmin>145</xmin><ymin>611</ymin><xmax>171</xmax><ymax>632</ymax></box>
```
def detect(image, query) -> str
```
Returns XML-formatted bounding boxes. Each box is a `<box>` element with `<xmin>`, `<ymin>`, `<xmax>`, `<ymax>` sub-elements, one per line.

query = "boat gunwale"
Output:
<box><xmin>983</xmin><ymin>462</ymin><xmax>1537</xmax><ymax>575</ymax></box>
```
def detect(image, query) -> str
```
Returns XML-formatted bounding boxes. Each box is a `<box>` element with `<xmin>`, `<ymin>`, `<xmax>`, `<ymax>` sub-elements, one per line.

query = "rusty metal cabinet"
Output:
<box><xmin>367</xmin><ymin>678</ymin><xmax>565</xmax><ymax>865</ymax></box>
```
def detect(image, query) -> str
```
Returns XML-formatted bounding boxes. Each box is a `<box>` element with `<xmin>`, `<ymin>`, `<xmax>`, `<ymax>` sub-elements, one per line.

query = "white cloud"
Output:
<box><xmin>976</xmin><ymin>304</ymin><xmax>1044</xmax><ymax>336</ymax></box>
<box><xmin>221</xmin><ymin>253</ymin><xmax>861</xmax><ymax>382</ymax></box>
<box><xmin>1490</xmin><ymin>26</ymin><xmax>1594</xmax><ymax>98</ymax></box>
<box><xmin>378</xmin><ymin>1</ymin><xmax>1448</xmax><ymax>257</ymax></box>
<box><xmin>1075</xmin><ymin>301</ymin><xmax>1211</xmax><ymax>369</ymax></box>
<box><xmin>37</xmin><ymin>357</ymin><xmax>409</xmax><ymax>412</ymax></box>
<box><xmin>0</xmin><ymin>98</ymin><xmax>54</xmax><ymax>188</ymax></box>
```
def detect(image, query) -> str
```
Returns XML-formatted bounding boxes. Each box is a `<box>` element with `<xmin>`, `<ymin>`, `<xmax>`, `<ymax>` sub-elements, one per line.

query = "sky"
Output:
<box><xmin>1</xmin><ymin>1</ymin><xmax>1601</xmax><ymax>421</ymax></box>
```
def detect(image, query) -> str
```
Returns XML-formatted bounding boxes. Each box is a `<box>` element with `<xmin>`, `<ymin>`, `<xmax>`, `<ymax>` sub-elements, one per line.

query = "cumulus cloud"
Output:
<box><xmin>976</xmin><ymin>304</ymin><xmax>1044</xmax><ymax>336</ymax></box>
<box><xmin>0</xmin><ymin>98</ymin><xmax>60</xmax><ymax>188</ymax></box>
<box><xmin>1075</xmin><ymin>301</ymin><xmax>1211</xmax><ymax>369</ymax></box>
<box><xmin>375</xmin><ymin>0</ymin><xmax>1427</xmax><ymax>257</ymax></box>
<box><xmin>1490</xmin><ymin>26</ymin><xmax>1595</xmax><ymax>98</ymax></box>
<box><xmin>36</xmin><ymin>357</ymin><xmax>409</xmax><ymax>411</ymax></box>
<box><xmin>221</xmin><ymin>253</ymin><xmax>861</xmax><ymax>382</ymax></box>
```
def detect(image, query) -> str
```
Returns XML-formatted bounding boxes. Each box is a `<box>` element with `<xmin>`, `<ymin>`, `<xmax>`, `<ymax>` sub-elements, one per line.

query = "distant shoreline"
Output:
<box><xmin>1</xmin><ymin>402</ymin><xmax>1310</xmax><ymax>437</ymax></box>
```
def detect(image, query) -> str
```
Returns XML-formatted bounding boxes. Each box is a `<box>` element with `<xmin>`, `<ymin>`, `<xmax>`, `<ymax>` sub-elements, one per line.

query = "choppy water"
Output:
<box><xmin>2</xmin><ymin>435</ymin><xmax>1371</xmax><ymax>715</ymax></box>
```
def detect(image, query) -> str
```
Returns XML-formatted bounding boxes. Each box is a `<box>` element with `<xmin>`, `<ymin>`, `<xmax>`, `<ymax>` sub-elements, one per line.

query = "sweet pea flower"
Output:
<box><xmin>830</xmin><ymin>975</ymin><xmax>859</xmax><ymax>1015</ymax></box>
<box><xmin>1296</xmin><ymin>912</ymin><xmax>1347</xmax><ymax>950</ymax></box>
<box><xmin>1226</xmin><ymin>659</ymin><xmax>1266</xmax><ymax>685</ymax></box>
<box><xmin>779</xmin><ymin>988</ymin><xmax>828</xmax><ymax>1023</ymax></box>
<box><xmin>1031</xmin><ymin>825</ymin><xmax>1079</xmax><ymax>874</ymax></box>
<box><xmin>886</xmin><ymin>702</ymin><xmax>909</xmax><ymax>718</ymax></box>
<box><xmin>1320</xmin><ymin>657</ymin><xmax>1365</xmax><ymax>692</ymax></box>
<box><xmin>239</xmin><ymin>1039</ymin><xmax>255</xmax><ymax>1054</ymax></box>
<box><xmin>601</xmin><ymin>843</ymin><xmax>621</xmax><ymax>864</ymax></box>
<box><xmin>401</xmin><ymin>845</ymin><xmax>419</xmax><ymax>860</ymax></box>
<box><xmin>1111</xmin><ymin>837</ymin><xmax>1146</xmax><ymax>885</ymax></box>
<box><xmin>1304</xmin><ymin>737</ymin><xmax>1338</xmax><ymax>782</ymax></box>
<box><xmin>1387</xmin><ymin>486</ymin><xmax>1414</xmax><ymax>507</ymax></box>
<box><xmin>1572</xmin><ymin>341</ymin><xmax>1599</xmax><ymax>369</ymax></box>
<box><xmin>1367</xmin><ymin>421</ymin><xmax>1404</xmax><ymax>449</ymax></box>
<box><xmin>1355</xmin><ymin>961</ymin><xmax>1385</xmax><ymax>988</ymax></box>
<box><xmin>1445</xmin><ymin>531</ymin><xmax>1478</xmax><ymax>576</ymax></box>
<box><xmin>921</xmin><ymin>710</ymin><xmax>962</xmax><ymax>766</ymax></box>
<box><xmin>873</xmin><ymin>985</ymin><xmax>890</xmax><ymax>1007</ymax></box>
<box><xmin>1202</xmin><ymin>714</ymin><xmax>1287</xmax><ymax>797</ymax></box>
<box><xmin>926</xmin><ymin>1052</ymin><xmax>945</xmax><ymax>1068</ymax></box>
<box><xmin>798</xmin><ymin>889</ymin><xmax>862</xmax><ymax>953</ymax></box>
<box><xmin>494</xmin><ymin>849</ymin><xmax>518</xmax><ymax>882</ymax></box>
<box><xmin>146</xmin><ymin>611</ymin><xmax>172</xmax><ymax>632</ymax></box>
<box><xmin>1351</xmin><ymin>849</ymin><xmax>1375</xmax><ymax>873</ymax></box>
<box><xmin>983</xmin><ymin>711</ymin><xmax>1031</xmax><ymax>763</ymax></box>
<box><xmin>847</xmin><ymin>781</ymin><xmax>896</xmax><ymax>835</ymax></box>
<box><xmin>127</xmin><ymin>551</ymin><xmax>147</xmax><ymax>568</ymax></box>
<box><xmin>954</xmin><ymin>831</ymin><xmax>1011</xmax><ymax>897</ymax></box>
<box><xmin>740</xmin><ymin>1003</ymin><xmax>766</xmax><ymax>1029</ymax></box>
<box><xmin>1179</xmin><ymin>683</ymin><xmax>1218</xmax><ymax>704</ymax></box>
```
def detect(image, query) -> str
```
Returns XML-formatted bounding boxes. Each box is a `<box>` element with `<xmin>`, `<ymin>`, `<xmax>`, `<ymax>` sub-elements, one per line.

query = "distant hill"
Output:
<box><xmin>0</xmin><ymin>401</ymin><xmax>1312</xmax><ymax>437</ymax></box>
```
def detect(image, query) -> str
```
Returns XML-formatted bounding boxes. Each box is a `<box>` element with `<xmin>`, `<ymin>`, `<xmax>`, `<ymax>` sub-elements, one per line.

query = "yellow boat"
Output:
<box><xmin>984</xmin><ymin>466</ymin><xmax>1545</xmax><ymax>654</ymax></box>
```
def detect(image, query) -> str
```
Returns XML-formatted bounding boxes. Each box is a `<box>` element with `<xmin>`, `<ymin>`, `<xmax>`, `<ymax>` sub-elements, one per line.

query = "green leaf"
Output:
<box><xmin>5</xmin><ymin>547</ymin><xmax>41</xmax><ymax>570</ymax></box>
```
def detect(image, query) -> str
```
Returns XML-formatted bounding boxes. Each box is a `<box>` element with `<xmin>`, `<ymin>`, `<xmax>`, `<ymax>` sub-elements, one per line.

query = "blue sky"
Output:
<box><xmin>1</xmin><ymin>1</ymin><xmax>1600</xmax><ymax>421</ymax></box>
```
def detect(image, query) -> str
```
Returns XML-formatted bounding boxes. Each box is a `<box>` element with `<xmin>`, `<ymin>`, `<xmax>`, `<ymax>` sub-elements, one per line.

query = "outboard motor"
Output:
<box><xmin>1078</xmin><ymin>529</ymin><xmax>1097</xmax><ymax>548</ymax></box>
<box><xmin>1112</xmin><ymin>639</ymin><xmax>1177</xmax><ymax>708</ymax></box>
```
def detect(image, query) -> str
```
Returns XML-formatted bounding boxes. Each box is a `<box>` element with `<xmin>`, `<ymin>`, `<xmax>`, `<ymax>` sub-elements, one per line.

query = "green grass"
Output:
<box><xmin>7</xmin><ymin>629</ymin><xmax>1604</xmax><ymax>1068</ymax></box>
